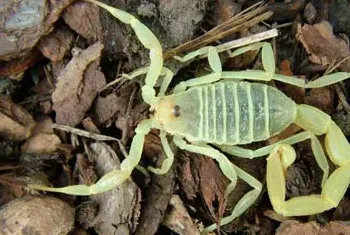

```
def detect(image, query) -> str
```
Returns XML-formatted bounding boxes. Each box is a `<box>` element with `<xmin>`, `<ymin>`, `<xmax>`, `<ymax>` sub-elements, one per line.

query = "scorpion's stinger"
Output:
<box><xmin>266</xmin><ymin>104</ymin><xmax>350</xmax><ymax>216</ymax></box>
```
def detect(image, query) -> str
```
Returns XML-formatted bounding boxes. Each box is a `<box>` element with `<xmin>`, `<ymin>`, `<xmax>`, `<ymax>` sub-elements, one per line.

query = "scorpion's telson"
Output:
<box><xmin>28</xmin><ymin>0</ymin><xmax>350</xmax><ymax>233</ymax></box>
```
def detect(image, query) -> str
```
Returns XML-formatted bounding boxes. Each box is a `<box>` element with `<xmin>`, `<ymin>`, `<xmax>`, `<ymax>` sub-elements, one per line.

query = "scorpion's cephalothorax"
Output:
<box><xmin>155</xmin><ymin>81</ymin><xmax>297</xmax><ymax>144</ymax></box>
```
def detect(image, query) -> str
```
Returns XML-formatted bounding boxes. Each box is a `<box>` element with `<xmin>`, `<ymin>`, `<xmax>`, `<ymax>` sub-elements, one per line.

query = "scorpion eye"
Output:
<box><xmin>173</xmin><ymin>105</ymin><xmax>181</xmax><ymax>117</ymax></box>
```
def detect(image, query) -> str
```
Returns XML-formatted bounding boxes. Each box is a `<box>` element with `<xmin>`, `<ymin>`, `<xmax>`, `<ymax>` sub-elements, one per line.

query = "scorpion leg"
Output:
<box><xmin>218</xmin><ymin>130</ymin><xmax>329</xmax><ymax>186</ymax></box>
<box><xmin>173</xmin><ymin>42</ymin><xmax>275</xmax><ymax>92</ymax></box>
<box><xmin>173</xmin><ymin>46</ymin><xmax>222</xmax><ymax>93</ymax></box>
<box><xmin>122</xmin><ymin>67</ymin><xmax>174</xmax><ymax>96</ymax></box>
<box><xmin>148</xmin><ymin>130</ymin><xmax>174</xmax><ymax>174</ymax></box>
<box><xmin>220</xmin><ymin>43</ymin><xmax>350</xmax><ymax>87</ymax></box>
<box><xmin>29</xmin><ymin>119</ymin><xmax>156</xmax><ymax>195</ymax></box>
<box><xmin>173</xmin><ymin>136</ymin><xmax>262</xmax><ymax>232</ymax></box>
<box><xmin>266</xmin><ymin>105</ymin><xmax>350</xmax><ymax>216</ymax></box>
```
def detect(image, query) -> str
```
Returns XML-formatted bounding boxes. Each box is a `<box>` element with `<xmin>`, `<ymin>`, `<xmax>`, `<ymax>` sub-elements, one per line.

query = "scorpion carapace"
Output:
<box><xmin>155</xmin><ymin>81</ymin><xmax>296</xmax><ymax>144</ymax></box>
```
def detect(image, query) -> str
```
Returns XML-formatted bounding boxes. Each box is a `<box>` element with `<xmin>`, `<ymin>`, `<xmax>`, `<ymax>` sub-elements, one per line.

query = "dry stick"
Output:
<box><xmin>335</xmin><ymin>84</ymin><xmax>350</xmax><ymax>112</ymax></box>
<box><xmin>163</xmin><ymin>4</ymin><xmax>271</xmax><ymax>60</ymax></box>
<box><xmin>194</xmin><ymin>11</ymin><xmax>274</xmax><ymax>54</ymax></box>
<box><xmin>52</xmin><ymin>124</ymin><xmax>119</xmax><ymax>142</ymax></box>
<box><xmin>324</xmin><ymin>55</ymin><xmax>350</xmax><ymax>112</ymax></box>
<box><xmin>203</xmin><ymin>28</ymin><xmax>278</xmax><ymax>58</ymax></box>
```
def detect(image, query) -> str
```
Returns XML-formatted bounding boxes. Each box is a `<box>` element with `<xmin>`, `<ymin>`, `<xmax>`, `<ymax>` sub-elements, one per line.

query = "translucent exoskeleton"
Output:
<box><xmin>29</xmin><ymin>0</ymin><xmax>350</xmax><ymax>233</ymax></box>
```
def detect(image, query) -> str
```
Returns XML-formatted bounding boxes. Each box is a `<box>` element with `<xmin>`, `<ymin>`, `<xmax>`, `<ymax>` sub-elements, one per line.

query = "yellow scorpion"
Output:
<box><xmin>30</xmin><ymin>0</ymin><xmax>350</xmax><ymax>232</ymax></box>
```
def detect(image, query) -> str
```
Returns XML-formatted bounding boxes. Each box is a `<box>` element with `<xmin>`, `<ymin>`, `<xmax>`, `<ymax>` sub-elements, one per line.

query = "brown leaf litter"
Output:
<box><xmin>52</xmin><ymin>41</ymin><xmax>106</xmax><ymax>126</ymax></box>
<box><xmin>276</xmin><ymin>220</ymin><xmax>350</xmax><ymax>235</ymax></box>
<box><xmin>178</xmin><ymin>151</ymin><xmax>228</xmax><ymax>226</ymax></box>
<box><xmin>76</xmin><ymin>142</ymin><xmax>141</xmax><ymax>235</ymax></box>
<box><xmin>297</xmin><ymin>21</ymin><xmax>350</xmax><ymax>71</ymax></box>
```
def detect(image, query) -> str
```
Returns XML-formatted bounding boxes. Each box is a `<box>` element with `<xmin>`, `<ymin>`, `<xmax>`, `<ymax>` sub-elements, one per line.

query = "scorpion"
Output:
<box><xmin>30</xmin><ymin>0</ymin><xmax>350</xmax><ymax>232</ymax></box>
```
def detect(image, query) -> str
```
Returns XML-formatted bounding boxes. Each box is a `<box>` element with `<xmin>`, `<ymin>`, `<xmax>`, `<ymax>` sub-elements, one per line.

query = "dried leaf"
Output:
<box><xmin>52</xmin><ymin>42</ymin><xmax>106</xmax><ymax>126</ymax></box>
<box><xmin>0</xmin><ymin>96</ymin><xmax>35</xmax><ymax>141</ymax></box>
<box><xmin>86</xmin><ymin>142</ymin><xmax>140</xmax><ymax>234</ymax></box>
<box><xmin>178</xmin><ymin>152</ymin><xmax>227</xmax><ymax>221</ymax></box>
<box><xmin>276</xmin><ymin>220</ymin><xmax>350</xmax><ymax>235</ymax></box>
<box><xmin>297</xmin><ymin>21</ymin><xmax>350</xmax><ymax>71</ymax></box>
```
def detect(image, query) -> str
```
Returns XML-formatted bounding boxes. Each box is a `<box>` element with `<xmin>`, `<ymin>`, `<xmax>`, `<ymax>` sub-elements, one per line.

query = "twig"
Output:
<box><xmin>163</xmin><ymin>2</ymin><xmax>272</xmax><ymax>60</ymax></box>
<box><xmin>52</xmin><ymin>124</ymin><xmax>119</xmax><ymax>142</ymax></box>
<box><xmin>334</xmin><ymin>84</ymin><xmax>350</xmax><ymax>112</ymax></box>
<box><xmin>324</xmin><ymin>54</ymin><xmax>350</xmax><ymax>112</ymax></box>
<box><xmin>208</xmin><ymin>28</ymin><xmax>278</xmax><ymax>57</ymax></box>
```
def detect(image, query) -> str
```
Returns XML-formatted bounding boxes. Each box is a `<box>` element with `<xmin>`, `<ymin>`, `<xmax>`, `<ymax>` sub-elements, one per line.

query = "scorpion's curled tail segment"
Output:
<box><xmin>86</xmin><ymin>0</ymin><xmax>163</xmax><ymax>105</ymax></box>
<box><xmin>28</xmin><ymin>119</ymin><xmax>155</xmax><ymax>195</ymax></box>
<box><xmin>267</xmin><ymin>105</ymin><xmax>350</xmax><ymax>216</ymax></box>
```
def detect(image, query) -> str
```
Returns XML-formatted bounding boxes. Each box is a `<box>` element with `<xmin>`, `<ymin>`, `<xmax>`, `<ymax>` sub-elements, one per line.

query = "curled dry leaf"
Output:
<box><xmin>0</xmin><ymin>196</ymin><xmax>75</xmax><ymax>235</ymax></box>
<box><xmin>0</xmin><ymin>0</ymin><xmax>75</xmax><ymax>61</ymax></box>
<box><xmin>82</xmin><ymin>142</ymin><xmax>140</xmax><ymax>235</ymax></box>
<box><xmin>0</xmin><ymin>96</ymin><xmax>35</xmax><ymax>141</ymax></box>
<box><xmin>178</xmin><ymin>152</ymin><xmax>227</xmax><ymax>223</ymax></box>
<box><xmin>52</xmin><ymin>42</ymin><xmax>106</xmax><ymax>126</ymax></box>
<box><xmin>276</xmin><ymin>220</ymin><xmax>350</xmax><ymax>235</ymax></box>
<box><xmin>297</xmin><ymin>21</ymin><xmax>350</xmax><ymax>71</ymax></box>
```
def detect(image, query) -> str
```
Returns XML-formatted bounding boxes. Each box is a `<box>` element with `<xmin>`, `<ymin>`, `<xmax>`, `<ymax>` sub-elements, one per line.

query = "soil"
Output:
<box><xmin>0</xmin><ymin>0</ymin><xmax>350</xmax><ymax>234</ymax></box>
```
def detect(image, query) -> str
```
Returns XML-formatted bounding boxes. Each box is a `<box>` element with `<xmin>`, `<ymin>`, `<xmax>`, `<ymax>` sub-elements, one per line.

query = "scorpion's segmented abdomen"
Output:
<box><xmin>194</xmin><ymin>81</ymin><xmax>296</xmax><ymax>145</ymax></box>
